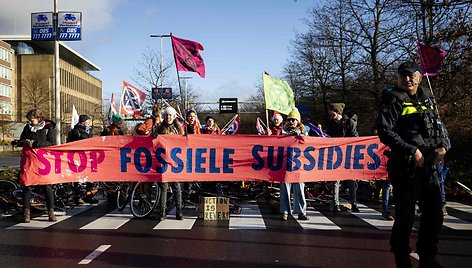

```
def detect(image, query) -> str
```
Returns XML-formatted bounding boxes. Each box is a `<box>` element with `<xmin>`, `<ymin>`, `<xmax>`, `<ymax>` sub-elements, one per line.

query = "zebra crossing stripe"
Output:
<box><xmin>351</xmin><ymin>204</ymin><xmax>394</xmax><ymax>231</ymax></box>
<box><xmin>7</xmin><ymin>205</ymin><xmax>94</xmax><ymax>230</ymax></box>
<box><xmin>153</xmin><ymin>208</ymin><xmax>198</xmax><ymax>230</ymax></box>
<box><xmin>443</xmin><ymin>215</ymin><xmax>472</xmax><ymax>230</ymax></box>
<box><xmin>296</xmin><ymin>207</ymin><xmax>341</xmax><ymax>230</ymax></box>
<box><xmin>80</xmin><ymin>208</ymin><xmax>133</xmax><ymax>229</ymax></box>
<box><xmin>229</xmin><ymin>201</ymin><xmax>266</xmax><ymax>230</ymax></box>
<box><xmin>446</xmin><ymin>202</ymin><xmax>472</xmax><ymax>214</ymax></box>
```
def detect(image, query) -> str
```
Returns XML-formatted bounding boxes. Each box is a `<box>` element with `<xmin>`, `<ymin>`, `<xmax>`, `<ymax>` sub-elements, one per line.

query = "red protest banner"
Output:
<box><xmin>19</xmin><ymin>135</ymin><xmax>388</xmax><ymax>186</ymax></box>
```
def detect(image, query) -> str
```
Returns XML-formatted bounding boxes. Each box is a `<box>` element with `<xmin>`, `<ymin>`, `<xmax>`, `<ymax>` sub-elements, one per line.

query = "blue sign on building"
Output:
<box><xmin>152</xmin><ymin>87</ymin><xmax>173</xmax><ymax>100</ymax></box>
<box><xmin>57</xmin><ymin>12</ymin><xmax>82</xmax><ymax>41</ymax></box>
<box><xmin>31</xmin><ymin>12</ymin><xmax>54</xmax><ymax>41</ymax></box>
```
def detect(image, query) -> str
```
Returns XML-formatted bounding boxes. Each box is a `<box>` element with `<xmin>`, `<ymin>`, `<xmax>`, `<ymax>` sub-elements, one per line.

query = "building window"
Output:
<box><xmin>0</xmin><ymin>47</ymin><xmax>12</xmax><ymax>62</ymax></box>
<box><xmin>0</xmin><ymin>101</ymin><xmax>13</xmax><ymax>114</ymax></box>
<box><xmin>0</xmin><ymin>66</ymin><xmax>12</xmax><ymax>80</ymax></box>
<box><xmin>0</xmin><ymin>83</ymin><xmax>12</xmax><ymax>97</ymax></box>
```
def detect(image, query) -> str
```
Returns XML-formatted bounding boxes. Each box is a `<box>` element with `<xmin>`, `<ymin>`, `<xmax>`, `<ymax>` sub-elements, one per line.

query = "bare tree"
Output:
<box><xmin>21</xmin><ymin>72</ymin><xmax>52</xmax><ymax>116</ymax></box>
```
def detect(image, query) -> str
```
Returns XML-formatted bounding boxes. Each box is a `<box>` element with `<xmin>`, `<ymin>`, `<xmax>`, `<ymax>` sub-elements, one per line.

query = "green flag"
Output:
<box><xmin>263</xmin><ymin>73</ymin><xmax>295</xmax><ymax>115</ymax></box>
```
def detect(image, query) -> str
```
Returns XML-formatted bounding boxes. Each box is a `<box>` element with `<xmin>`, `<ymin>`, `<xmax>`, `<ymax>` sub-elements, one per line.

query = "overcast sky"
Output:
<box><xmin>0</xmin><ymin>0</ymin><xmax>317</xmax><ymax>107</ymax></box>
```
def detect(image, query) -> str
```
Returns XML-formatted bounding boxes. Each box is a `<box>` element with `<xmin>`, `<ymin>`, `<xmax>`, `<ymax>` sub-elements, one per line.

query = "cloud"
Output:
<box><xmin>0</xmin><ymin>0</ymin><xmax>119</xmax><ymax>35</ymax></box>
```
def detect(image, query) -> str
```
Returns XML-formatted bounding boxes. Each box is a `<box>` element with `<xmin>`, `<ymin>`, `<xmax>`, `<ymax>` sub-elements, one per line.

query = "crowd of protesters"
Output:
<box><xmin>13</xmin><ymin>60</ymin><xmax>452</xmax><ymax>268</ymax></box>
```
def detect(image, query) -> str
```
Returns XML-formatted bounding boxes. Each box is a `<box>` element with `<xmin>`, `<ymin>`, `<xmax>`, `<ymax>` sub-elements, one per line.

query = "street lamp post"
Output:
<box><xmin>180</xmin><ymin>76</ymin><xmax>192</xmax><ymax>110</ymax></box>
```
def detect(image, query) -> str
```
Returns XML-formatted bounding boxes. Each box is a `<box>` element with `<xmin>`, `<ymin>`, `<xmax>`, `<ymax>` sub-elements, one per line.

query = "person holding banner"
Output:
<box><xmin>202</xmin><ymin>116</ymin><xmax>221</xmax><ymax>134</ymax></box>
<box><xmin>279</xmin><ymin>108</ymin><xmax>309</xmax><ymax>221</ymax></box>
<box><xmin>136</xmin><ymin>104</ymin><xmax>162</xmax><ymax>137</ymax></box>
<box><xmin>268</xmin><ymin>112</ymin><xmax>285</xmax><ymax>136</ymax></box>
<box><xmin>376</xmin><ymin>61</ymin><xmax>448</xmax><ymax>268</ymax></box>
<box><xmin>17</xmin><ymin>109</ymin><xmax>57</xmax><ymax>223</ymax></box>
<box><xmin>185</xmin><ymin>109</ymin><xmax>201</xmax><ymax>134</ymax></box>
<box><xmin>66</xmin><ymin>114</ymin><xmax>98</xmax><ymax>204</ymax></box>
<box><xmin>156</xmin><ymin>106</ymin><xmax>184</xmax><ymax>220</ymax></box>
<box><xmin>101</xmin><ymin>114</ymin><xmax>125</xmax><ymax>136</ymax></box>
<box><xmin>326</xmin><ymin>103</ymin><xmax>360</xmax><ymax>213</ymax></box>
<box><xmin>67</xmin><ymin>114</ymin><xmax>92</xmax><ymax>142</ymax></box>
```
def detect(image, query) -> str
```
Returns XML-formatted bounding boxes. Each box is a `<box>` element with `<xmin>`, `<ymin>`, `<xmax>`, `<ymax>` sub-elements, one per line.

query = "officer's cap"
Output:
<box><xmin>398</xmin><ymin>61</ymin><xmax>421</xmax><ymax>74</ymax></box>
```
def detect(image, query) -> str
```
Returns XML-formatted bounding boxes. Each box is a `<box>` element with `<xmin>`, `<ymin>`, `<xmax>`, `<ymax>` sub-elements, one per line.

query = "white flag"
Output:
<box><xmin>71</xmin><ymin>105</ymin><xmax>79</xmax><ymax>130</ymax></box>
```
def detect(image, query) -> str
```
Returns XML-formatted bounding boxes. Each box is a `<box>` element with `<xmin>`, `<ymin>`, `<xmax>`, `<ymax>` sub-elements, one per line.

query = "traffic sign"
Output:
<box><xmin>57</xmin><ymin>12</ymin><xmax>82</xmax><ymax>41</ymax></box>
<box><xmin>31</xmin><ymin>12</ymin><xmax>54</xmax><ymax>41</ymax></box>
<box><xmin>152</xmin><ymin>87</ymin><xmax>172</xmax><ymax>100</ymax></box>
<box><xmin>219</xmin><ymin>98</ymin><xmax>238</xmax><ymax>113</ymax></box>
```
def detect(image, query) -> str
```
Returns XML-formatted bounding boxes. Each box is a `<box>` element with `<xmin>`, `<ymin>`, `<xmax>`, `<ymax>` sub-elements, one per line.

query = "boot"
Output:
<box><xmin>24</xmin><ymin>209</ymin><xmax>31</xmax><ymax>223</ymax></box>
<box><xmin>48</xmin><ymin>209</ymin><xmax>57</xmax><ymax>222</ymax></box>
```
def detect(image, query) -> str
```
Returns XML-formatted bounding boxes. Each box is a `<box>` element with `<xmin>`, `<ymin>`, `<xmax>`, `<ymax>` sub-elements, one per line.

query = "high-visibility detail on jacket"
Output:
<box><xmin>401</xmin><ymin>102</ymin><xmax>432</xmax><ymax>116</ymax></box>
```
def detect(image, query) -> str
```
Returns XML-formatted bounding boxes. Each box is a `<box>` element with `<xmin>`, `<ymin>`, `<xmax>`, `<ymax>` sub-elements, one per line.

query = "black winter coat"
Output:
<box><xmin>67</xmin><ymin>123</ymin><xmax>92</xmax><ymax>142</ymax></box>
<box><xmin>20</xmin><ymin>119</ymin><xmax>57</xmax><ymax>148</ymax></box>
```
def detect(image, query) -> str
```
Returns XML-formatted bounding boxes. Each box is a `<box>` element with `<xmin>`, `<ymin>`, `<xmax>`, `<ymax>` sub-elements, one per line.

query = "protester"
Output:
<box><xmin>326</xmin><ymin>103</ymin><xmax>360</xmax><ymax>213</ymax></box>
<box><xmin>136</xmin><ymin>104</ymin><xmax>162</xmax><ymax>137</ymax></box>
<box><xmin>381</xmin><ymin>179</ymin><xmax>394</xmax><ymax>220</ymax></box>
<box><xmin>279</xmin><ymin>108</ymin><xmax>309</xmax><ymax>221</ymax></box>
<box><xmin>202</xmin><ymin>116</ymin><xmax>221</xmax><ymax>134</ymax></box>
<box><xmin>268</xmin><ymin>112</ymin><xmax>284</xmax><ymax>136</ymax></box>
<box><xmin>17</xmin><ymin>109</ymin><xmax>57</xmax><ymax>223</ymax></box>
<box><xmin>185</xmin><ymin>109</ymin><xmax>201</xmax><ymax>134</ymax></box>
<box><xmin>66</xmin><ymin>114</ymin><xmax>98</xmax><ymax>204</ymax></box>
<box><xmin>156</xmin><ymin>106</ymin><xmax>184</xmax><ymax>220</ymax></box>
<box><xmin>67</xmin><ymin>114</ymin><xmax>92</xmax><ymax>142</ymax></box>
<box><xmin>376</xmin><ymin>61</ymin><xmax>448</xmax><ymax>268</ymax></box>
<box><xmin>101</xmin><ymin>114</ymin><xmax>125</xmax><ymax>136</ymax></box>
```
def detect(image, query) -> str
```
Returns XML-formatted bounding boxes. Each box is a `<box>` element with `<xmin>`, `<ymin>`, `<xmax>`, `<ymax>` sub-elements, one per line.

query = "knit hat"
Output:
<box><xmin>287</xmin><ymin>108</ymin><xmax>301</xmax><ymax>122</ymax></box>
<box><xmin>112</xmin><ymin>114</ymin><xmax>122</xmax><ymax>123</ymax></box>
<box><xmin>272</xmin><ymin>112</ymin><xmax>283</xmax><ymax>122</ymax></box>
<box><xmin>163</xmin><ymin>106</ymin><xmax>177</xmax><ymax>116</ymax></box>
<box><xmin>329</xmin><ymin>103</ymin><xmax>345</xmax><ymax>115</ymax></box>
<box><xmin>79</xmin><ymin>114</ymin><xmax>90</xmax><ymax>123</ymax></box>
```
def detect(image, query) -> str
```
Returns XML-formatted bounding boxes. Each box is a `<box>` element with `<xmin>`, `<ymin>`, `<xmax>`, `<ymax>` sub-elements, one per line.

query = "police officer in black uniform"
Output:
<box><xmin>376</xmin><ymin>62</ymin><xmax>448</xmax><ymax>268</ymax></box>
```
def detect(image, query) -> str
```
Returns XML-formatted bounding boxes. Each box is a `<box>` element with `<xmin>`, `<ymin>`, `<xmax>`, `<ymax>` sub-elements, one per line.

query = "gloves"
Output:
<box><xmin>24</xmin><ymin>139</ymin><xmax>34</xmax><ymax>147</ymax></box>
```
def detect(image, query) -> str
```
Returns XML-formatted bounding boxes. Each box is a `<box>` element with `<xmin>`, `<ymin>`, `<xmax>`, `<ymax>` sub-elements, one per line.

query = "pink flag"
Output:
<box><xmin>171</xmin><ymin>35</ymin><xmax>205</xmax><ymax>78</ymax></box>
<box><xmin>119</xmin><ymin>81</ymin><xmax>147</xmax><ymax>118</ymax></box>
<box><xmin>416</xmin><ymin>40</ymin><xmax>446</xmax><ymax>77</ymax></box>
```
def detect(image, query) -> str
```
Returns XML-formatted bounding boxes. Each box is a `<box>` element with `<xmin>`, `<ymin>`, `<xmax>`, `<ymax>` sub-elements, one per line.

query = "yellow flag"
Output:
<box><xmin>263</xmin><ymin>73</ymin><xmax>295</xmax><ymax>115</ymax></box>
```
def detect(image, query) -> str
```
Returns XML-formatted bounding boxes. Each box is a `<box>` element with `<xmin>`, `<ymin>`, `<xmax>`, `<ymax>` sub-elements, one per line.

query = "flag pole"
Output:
<box><xmin>221</xmin><ymin>114</ymin><xmax>237</xmax><ymax>134</ymax></box>
<box><xmin>263</xmin><ymin>72</ymin><xmax>270</xmax><ymax>130</ymax></box>
<box><xmin>169</xmin><ymin>33</ymin><xmax>185</xmax><ymax>113</ymax></box>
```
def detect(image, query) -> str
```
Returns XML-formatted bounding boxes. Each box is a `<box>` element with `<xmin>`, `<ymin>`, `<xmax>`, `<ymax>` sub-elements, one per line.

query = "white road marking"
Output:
<box><xmin>296</xmin><ymin>207</ymin><xmax>341</xmax><ymax>230</ymax></box>
<box><xmin>229</xmin><ymin>201</ymin><xmax>266</xmax><ymax>230</ymax></box>
<box><xmin>153</xmin><ymin>208</ymin><xmax>197</xmax><ymax>230</ymax></box>
<box><xmin>80</xmin><ymin>207</ymin><xmax>133</xmax><ymax>229</ymax></box>
<box><xmin>351</xmin><ymin>203</ymin><xmax>395</xmax><ymax>231</ymax></box>
<box><xmin>78</xmin><ymin>245</ymin><xmax>111</xmax><ymax>265</ymax></box>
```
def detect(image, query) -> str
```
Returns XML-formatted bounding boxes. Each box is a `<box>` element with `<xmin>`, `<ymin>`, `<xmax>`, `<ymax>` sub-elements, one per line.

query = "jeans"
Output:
<box><xmin>280</xmin><ymin>182</ymin><xmax>307</xmax><ymax>215</ymax></box>
<box><xmin>159</xmin><ymin>182</ymin><xmax>182</xmax><ymax>215</ymax></box>
<box><xmin>382</xmin><ymin>180</ymin><xmax>391</xmax><ymax>213</ymax></box>
<box><xmin>333</xmin><ymin>180</ymin><xmax>358</xmax><ymax>206</ymax></box>
<box><xmin>23</xmin><ymin>185</ymin><xmax>54</xmax><ymax>210</ymax></box>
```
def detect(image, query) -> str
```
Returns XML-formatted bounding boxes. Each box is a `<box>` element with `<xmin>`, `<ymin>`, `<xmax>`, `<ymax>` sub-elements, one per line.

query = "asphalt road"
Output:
<box><xmin>0</xmin><ymin>151</ymin><xmax>21</xmax><ymax>169</ymax></box>
<box><xmin>1</xmin><ymin>197</ymin><xmax>471</xmax><ymax>268</ymax></box>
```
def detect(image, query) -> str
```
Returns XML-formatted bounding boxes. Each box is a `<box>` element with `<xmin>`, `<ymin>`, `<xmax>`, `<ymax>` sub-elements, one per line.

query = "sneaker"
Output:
<box><xmin>332</xmin><ymin>205</ymin><xmax>341</xmax><ymax>212</ymax></box>
<box><xmin>351</xmin><ymin>205</ymin><xmax>360</xmax><ymax>213</ymax></box>
<box><xmin>298</xmin><ymin>214</ymin><xmax>309</xmax><ymax>220</ymax></box>
<box><xmin>282</xmin><ymin>212</ymin><xmax>288</xmax><ymax>221</ymax></box>
<box><xmin>176</xmin><ymin>213</ymin><xmax>183</xmax><ymax>220</ymax></box>
<box><xmin>159</xmin><ymin>214</ymin><xmax>166</xmax><ymax>221</ymax></box>
<box><xmin>382</xmin><ymin>212</ymin><xmax>395</xmax><ymax>221</ymax></box>
<box><xmin>442</xmin><ymin>206</ymin><xmax>448</xmax><ymax>216</ymax></box>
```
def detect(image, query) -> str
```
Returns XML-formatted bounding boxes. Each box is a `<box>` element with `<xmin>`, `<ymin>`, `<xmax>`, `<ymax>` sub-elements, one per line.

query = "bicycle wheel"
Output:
<box><xmin>12</xmin><ymin>189</ymin><xmax>47</xmax><ymax>211</ymax></box>
<box><xmin>116</xmin><ymin>183</ymin><xmax>130</xmax><ymax>211</ymax></box>
<box><xmin>130</xmin><ymin>182</ymin><xmax>159</xmax><ymax>218</ymax></box>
